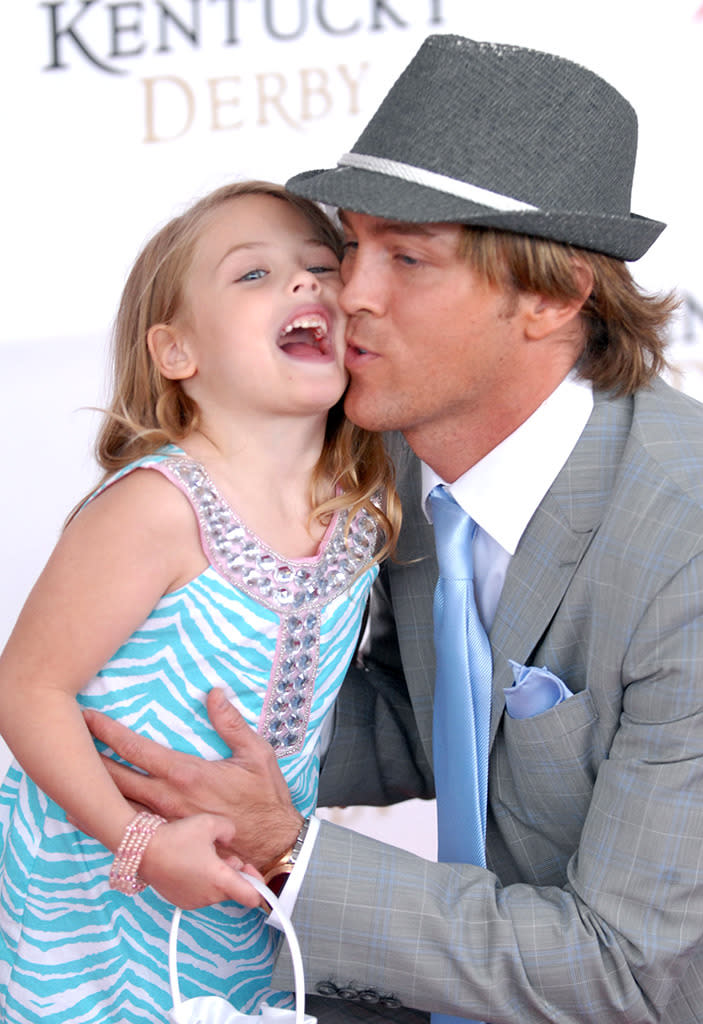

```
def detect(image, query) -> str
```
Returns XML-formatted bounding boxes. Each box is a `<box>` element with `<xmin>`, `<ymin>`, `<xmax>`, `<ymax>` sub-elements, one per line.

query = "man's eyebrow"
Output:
<box><xmin>338</xmin><ymin>211</ymin><xmax>437</xmax><ymax>238</ymax></box>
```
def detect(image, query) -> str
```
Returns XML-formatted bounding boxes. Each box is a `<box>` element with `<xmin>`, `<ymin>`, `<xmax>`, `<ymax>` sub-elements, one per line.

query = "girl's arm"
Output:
<box><xmin>0</xmin><ymin>469</ymin><xmax>259</xmax><ymax>910</ymax></box>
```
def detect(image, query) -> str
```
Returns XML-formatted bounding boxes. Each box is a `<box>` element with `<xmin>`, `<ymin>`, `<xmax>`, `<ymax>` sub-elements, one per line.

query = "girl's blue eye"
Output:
<box><xmin>238</xmin><ymin>268</ymin><xmax>267</xmax><ymax>282</ymax></box>
<box><xmin>308</xmin><ymin>265</ymin><xmax>337</xmax><ymax>275</ymax></box>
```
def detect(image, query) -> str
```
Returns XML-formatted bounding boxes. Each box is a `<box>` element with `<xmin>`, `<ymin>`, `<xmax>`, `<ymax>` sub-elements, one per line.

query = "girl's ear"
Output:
<box><xmin>147</xmin><ymin>324</ymin><xmax>197</xmax><ymax>380</ymax></box>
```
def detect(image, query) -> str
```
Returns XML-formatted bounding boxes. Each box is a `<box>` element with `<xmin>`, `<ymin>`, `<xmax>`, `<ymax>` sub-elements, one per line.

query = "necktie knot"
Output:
<box><xmin>430</xmin><ymin>485</ymin><xmax>475</xmax><ymax>581</ymax></box>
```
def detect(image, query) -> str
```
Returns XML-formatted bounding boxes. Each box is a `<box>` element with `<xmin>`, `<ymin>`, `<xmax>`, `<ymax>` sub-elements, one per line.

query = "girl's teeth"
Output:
<box><xmin>282</xmin><ymin>315</ymin><xmax>327</xmax><ymax>338</ymax></box>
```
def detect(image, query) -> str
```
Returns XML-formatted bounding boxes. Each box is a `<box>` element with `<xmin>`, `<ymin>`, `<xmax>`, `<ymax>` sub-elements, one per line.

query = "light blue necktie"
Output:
<box><xmin>430</xmin><ymin>485</ymin><xmax>492</xmax><ymax>1024</ymax></box>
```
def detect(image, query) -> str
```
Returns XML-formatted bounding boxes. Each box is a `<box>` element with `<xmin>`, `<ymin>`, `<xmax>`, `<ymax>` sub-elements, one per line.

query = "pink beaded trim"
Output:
<box><xmin>108</xmin><ymin>811</ymin><xmax>167</xmax><ymax>894</ymax></box>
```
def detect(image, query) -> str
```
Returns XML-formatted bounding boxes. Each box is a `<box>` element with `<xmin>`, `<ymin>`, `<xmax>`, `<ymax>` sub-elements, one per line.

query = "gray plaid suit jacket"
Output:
<box><xmin>273</xmin><ymin>378</ymin><xmax>703</xmax><ymax>1023</ymax></box>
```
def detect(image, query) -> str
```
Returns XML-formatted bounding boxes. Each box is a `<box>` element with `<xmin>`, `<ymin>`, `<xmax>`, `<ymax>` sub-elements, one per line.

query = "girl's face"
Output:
<box><xmin>170</xmin><ymin>193</ymin><xmax>347</xmax><ymax>422</ymax></box>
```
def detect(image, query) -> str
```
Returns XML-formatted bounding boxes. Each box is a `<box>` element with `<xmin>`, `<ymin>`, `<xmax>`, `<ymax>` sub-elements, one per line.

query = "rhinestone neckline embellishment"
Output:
<box><xmin>158</xmin><ymin>455</ymin><xmax>379</xmax><ymax>756</ymax></box>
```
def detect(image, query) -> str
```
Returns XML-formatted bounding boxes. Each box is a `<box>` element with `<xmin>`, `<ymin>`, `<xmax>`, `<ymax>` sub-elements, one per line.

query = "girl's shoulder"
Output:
<box><xmin>70</xmin><ymin>447</ymin><xmax>207</xmax><ymax>591</ymax></box>
<box><xmin>84</xmin><ymin>444</ymin><xmax>185</xmax><ymax>507</ymax></box>
<box><xmin>76</xmin><ymin>445</ymin><xmax>203</xmax><ymax>554</ymax></box>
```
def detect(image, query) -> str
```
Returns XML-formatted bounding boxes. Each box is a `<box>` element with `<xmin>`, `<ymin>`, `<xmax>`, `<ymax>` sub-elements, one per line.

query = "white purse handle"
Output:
<box><xmin>168</xmin><ymin>871</ymin><xmax>308</xmax><ymax>1024</ymax></box>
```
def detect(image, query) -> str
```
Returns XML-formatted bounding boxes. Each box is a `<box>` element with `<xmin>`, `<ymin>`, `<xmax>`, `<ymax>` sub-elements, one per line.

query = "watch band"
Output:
<box><xmin>261</xmin><ymin>817</ymin><xmax>311</xmax><ymax>896</ymax></box>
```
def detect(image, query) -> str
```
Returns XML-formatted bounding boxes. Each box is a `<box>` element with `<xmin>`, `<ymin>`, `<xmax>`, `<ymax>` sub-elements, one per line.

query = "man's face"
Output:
<box><xmin>338</xmin><ymin>211</ymin><xmax>528</xmax><ymax>462</ymax></box>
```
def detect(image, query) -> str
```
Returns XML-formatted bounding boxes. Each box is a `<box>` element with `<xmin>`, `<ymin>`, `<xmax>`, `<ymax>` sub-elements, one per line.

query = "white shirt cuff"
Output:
<box><xmin>265</xmin><ymin>814</ymin><xmax>320</xmax><ymax>930</ymax></box>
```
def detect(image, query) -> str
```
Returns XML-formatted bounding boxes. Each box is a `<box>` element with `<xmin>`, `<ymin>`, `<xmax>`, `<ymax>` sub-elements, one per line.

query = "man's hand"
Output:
<box><xmin>83</xmin><ymin>689</ymin><xmax>304</xmax><ymax>868</ymax></box>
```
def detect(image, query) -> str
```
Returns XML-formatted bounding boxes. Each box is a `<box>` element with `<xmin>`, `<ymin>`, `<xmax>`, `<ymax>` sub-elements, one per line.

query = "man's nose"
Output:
<box><xmin>339</xmin><ymin>259</ymin><xmax>382</xmax><ymax>315</ymax></box>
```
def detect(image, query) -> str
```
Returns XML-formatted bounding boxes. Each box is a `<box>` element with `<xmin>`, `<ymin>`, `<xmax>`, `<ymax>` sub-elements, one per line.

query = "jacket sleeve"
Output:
<box><xmin>275</xmin><ymin>553</ymin><xmax>703</xmax><ymax>1024</ymax></box>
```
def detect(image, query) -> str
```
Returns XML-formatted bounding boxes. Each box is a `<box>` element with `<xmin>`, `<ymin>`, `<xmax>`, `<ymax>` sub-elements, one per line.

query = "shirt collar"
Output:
<box><xmin>422</xmin><ymin>374</ymin><xmax>594</xmax><ymax>555</ymax></box>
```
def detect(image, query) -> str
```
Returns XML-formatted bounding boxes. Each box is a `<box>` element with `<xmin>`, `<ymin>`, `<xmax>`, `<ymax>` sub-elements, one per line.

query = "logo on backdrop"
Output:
<box><xmin>40</xmin><ymin>0</ymin><xmax>446</xmax><ymax>141</ymax></box>
<box><xmin>41</xmin><ymin>0</ymin><xmax>445</xmax><ymax>75</ymax></box>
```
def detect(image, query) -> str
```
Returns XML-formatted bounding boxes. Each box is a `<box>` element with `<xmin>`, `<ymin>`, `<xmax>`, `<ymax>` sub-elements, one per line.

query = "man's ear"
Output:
<box><xmin>147</xmin><ymin>324</ymin><xmax>197</xmax><ymax>380</ymax></box>
<box><xmin>524</xmin><ymin>260</ymin><xmax>594</xmax><ymax>341</ymax></box>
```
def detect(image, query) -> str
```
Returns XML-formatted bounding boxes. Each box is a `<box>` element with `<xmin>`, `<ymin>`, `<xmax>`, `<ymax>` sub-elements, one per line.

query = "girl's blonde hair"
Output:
<box><xmin>458</xmin><ymin>227</ymin><xmax>678</xmax><ymax>395</ymax></box>
<box><xmin>87</xmin><ymin>181</ymin><xmax>400</xmax><ymax>560</ymax></box>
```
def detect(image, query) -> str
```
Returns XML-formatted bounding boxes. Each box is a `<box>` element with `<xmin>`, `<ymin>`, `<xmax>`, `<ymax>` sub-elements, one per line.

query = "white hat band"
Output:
<box><xmin>337</xmin><ymin>152</ymin><xmax>539</xmax><ymax>214</ymax></box>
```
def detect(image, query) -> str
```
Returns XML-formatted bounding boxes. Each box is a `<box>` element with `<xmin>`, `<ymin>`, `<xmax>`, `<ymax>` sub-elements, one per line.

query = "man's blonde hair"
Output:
<box><xmin>459</xmin><ymin>227</ymin><xmax>678</xmax><ymax>395</ymax></box>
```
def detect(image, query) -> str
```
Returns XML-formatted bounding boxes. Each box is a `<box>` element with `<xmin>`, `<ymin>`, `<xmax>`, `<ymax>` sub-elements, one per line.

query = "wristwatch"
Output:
<box><xmin>261</xmin><ymin>817</ymin><xmax>311</xmax><ymax>897</ymax></box>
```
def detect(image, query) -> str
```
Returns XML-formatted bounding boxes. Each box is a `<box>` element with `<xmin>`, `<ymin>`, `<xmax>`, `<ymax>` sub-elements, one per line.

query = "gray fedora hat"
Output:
<box><xmin>287</xmin><ymin>35</ymin><xmax>665</xmax><ymax>261</ymax></box>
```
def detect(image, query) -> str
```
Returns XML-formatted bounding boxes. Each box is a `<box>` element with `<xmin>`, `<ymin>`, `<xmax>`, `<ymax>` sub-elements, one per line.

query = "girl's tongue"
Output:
<box><xmin>279</xmin><ymin>314</ymin><xmax>331</xmax><ymax>359</ymax></box>
<box><xmin>280</xmin><ymin>327</ymin><xmax>329</xmax><ymax>359</ymax></box>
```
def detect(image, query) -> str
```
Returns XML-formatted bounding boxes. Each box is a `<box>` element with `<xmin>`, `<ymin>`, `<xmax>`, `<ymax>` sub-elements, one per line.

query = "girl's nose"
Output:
<box><xmin>290</xmin><ymin>268</ymin><xmax>321</xmax><ymax>293</ymax></box>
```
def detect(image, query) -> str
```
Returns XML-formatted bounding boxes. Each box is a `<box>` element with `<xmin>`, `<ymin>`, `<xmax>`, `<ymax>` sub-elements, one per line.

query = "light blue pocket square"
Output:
<box><xmin>504</xmin><ymin>660</ymin><xmax>573</xmax><ymax>719</ymax></box>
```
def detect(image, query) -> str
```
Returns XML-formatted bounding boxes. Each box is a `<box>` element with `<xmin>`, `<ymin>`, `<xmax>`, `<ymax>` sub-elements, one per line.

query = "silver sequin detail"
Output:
<box><xmin>159</xmin><ymin>456</ymin><xmax>378</xmax><ymax>756</ymax></box>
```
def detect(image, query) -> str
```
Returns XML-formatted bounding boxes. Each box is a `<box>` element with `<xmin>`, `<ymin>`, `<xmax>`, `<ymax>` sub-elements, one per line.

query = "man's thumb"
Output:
<box><xmin>206</xmin><ymin>688</ymin><xmax>250</xmax><ymax>750</ymax></box>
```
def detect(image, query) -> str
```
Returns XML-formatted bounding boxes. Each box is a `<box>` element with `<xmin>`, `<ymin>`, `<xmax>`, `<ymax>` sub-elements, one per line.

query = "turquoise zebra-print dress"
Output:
<box><xmin>0</xmin><ymin>447</ymin><xmax>380</xmax><ymax>1023</ymax></box>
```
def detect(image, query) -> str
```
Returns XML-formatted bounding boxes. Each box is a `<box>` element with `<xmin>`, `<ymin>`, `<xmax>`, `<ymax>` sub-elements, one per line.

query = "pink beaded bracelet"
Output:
<box><xmin>108</xmin><ymin>811</ymin><xmax>167</xmax><ymax>894</ymax></box>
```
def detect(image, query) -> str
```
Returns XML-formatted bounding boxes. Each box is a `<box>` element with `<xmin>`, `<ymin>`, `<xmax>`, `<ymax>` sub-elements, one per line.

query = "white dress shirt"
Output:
<box><xmin>422</xmin><ymin>373</ymin><xmax>594</xmax><ymax>630</ymax></box>
<box><xmin>270</xmin><ymin>373</ymin><xmax>594</xmax><ymax>921</ymax></box>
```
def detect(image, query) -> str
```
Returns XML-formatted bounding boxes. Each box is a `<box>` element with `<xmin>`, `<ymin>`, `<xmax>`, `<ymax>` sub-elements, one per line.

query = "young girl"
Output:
<box><xmin>0</xmin><ymin>181</ymin><xmax>400</xmax><ymax>1023</ymax></box>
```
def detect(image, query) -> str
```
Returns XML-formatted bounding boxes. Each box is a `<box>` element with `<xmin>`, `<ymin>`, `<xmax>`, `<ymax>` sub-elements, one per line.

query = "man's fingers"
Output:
<box><xmin>206</xmin><ymin>689</ymin><xmax>292</xmax><ymax>806</ymax></box>
<box><xmin>84</xmin><ymin>708</ymin><xmax>175</xmax><ymax>776</ymax></box>
<box><xmin>84</xmin><ymin>697</ymin><xmax>298</xmax><ymax>866</ymax></box>
<box><xmin>101</xmin><ymin>756</ymin><xmax>165</xmax><ymax>807</ymax></box>
<box><xmin>206</xmin><ymin>688</ymin><xmax>262</xmax><ymax>760</ymax></box>
<box><xmin>85</xmin><ymin>709</ymin><xmax>196</xmax><ymax>819</ymax></box>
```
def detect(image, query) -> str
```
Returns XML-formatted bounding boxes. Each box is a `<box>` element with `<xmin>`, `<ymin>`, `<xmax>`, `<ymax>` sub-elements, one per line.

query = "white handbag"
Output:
<box><xmin>167</xmin><ymin>872</ymin><xmax>317</xmax><ymax>1024</ymax></box>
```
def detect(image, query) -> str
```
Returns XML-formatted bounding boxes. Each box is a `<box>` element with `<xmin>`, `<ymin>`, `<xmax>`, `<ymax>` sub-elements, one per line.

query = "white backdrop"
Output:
<box><xmin>2</xmin><ymin>0</ymin><xmax>702</xmax><ymax>857</ymax></box>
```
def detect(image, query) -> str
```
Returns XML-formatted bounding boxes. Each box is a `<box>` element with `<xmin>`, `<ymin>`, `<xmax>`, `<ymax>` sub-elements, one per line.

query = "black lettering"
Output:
<box><xmin>107</xmin><ymin>2</ymin><xmax>146</xmax><ymax>58</ymax></box>
<box><xmin>208</xmin><ymin>0</ymin><xmax>252</xmax><ymax>45</ymax></box>
<box><xmin>156</xmin><ymin>0</ymin><xmax>201</xmax><ymax>52</ymax></box>
<box><xmin>428</xmin><ymin>0</ymin><xmax>444</xmax><ymax>23</ymax></box>
<box><xmin>41</xmin><ymin>0</ymin><xmax>122</xmax><ymax>73</ymax></box>
<box><xmin>316</xmin><ymin>0</ymin><xmax>360</xmax><ymax>35</ymax></box>
<box><xmin>370</xmin><ymin>0</ymin><xmax>406</xmax><ymax>30</ymax></box>
<box><xmin>263</xmin><ymin>0</ymin><xmax>306</xmax><ymax>41</ymax></box>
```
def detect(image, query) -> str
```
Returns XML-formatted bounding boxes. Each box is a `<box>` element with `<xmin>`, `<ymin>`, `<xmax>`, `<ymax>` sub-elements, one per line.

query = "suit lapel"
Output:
<box><xmin>488</xmin><ymin>389</ymin><xmax>633</xmax><ymax>743</ymax></box>
<box><xmin>386</xmin><ymin>390</ymin><xmax>634</xmax><ymax>760</ymax></box>
<box><xmin>387</xmin><ymin>440</ymin><xmax>438</xmax><ymax>758</ymax></box>
<box><xmin>488</xmin><ymin>491</ymin><xmax>595</xmax><ymax>743</ymax></box>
